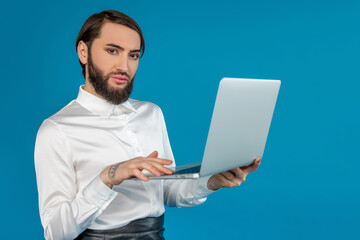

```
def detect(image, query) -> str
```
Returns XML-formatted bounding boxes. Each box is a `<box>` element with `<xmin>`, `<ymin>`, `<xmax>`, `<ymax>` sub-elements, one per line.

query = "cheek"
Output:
<box><xmin>92</xmin><ymin>51</ymin><xmax>113</xmax><ymax>72</ymax></box>
<box><xmin>129</xmin><ymin>61</ymin><xmax>139</xmax><ymax>75</ymax></box>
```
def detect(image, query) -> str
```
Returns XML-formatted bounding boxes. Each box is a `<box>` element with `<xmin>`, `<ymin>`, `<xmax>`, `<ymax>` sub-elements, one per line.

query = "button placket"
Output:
<box><xmin>125</xmin><ymin>125</ymin><xmax>142</xmax><ymax>156</ymax></box>
<box><xmin>118</xmin><ymin>114</ymin><xmax>128</xmax><ymax>125</ymax></box>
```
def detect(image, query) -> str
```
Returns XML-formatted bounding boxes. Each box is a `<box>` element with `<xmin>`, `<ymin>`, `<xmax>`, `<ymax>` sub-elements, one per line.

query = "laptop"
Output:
<box><xmin>145</xmin><ymin>77</ymin><xmax>281</xmax><ymax>179</ymax></box>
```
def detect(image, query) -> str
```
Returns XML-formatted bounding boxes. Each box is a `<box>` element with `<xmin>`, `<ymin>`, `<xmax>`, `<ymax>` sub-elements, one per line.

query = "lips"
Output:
<box><xmin>111</xmin><ymin>74</ymin><xmax>128</xmax><ymax>84</ymax></box>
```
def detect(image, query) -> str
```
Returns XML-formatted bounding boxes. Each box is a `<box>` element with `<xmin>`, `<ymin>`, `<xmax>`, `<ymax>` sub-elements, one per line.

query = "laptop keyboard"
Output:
<box><xmin>174</xmin><ymin>165</ymin><xmax>201</xmax><ymax>175</ymax></box>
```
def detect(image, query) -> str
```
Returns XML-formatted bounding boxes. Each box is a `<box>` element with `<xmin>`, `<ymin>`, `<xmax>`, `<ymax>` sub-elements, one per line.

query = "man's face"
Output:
<box><xmin>86</xmin><ymin>22</ymin><xmax>141</xmax><ymax>104</ymax></box>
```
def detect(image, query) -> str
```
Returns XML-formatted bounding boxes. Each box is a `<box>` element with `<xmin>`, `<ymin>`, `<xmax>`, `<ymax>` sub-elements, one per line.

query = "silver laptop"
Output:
<box><xmin>146</xmin><ymin>77</ymin><xmax>281</xmax><ymax>179</ymax></box>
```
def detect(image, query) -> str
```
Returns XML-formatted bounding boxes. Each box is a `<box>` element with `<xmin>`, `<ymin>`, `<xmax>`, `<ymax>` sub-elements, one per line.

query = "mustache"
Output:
<box><xmin>107</xmin><ymin>71</ymin><xmax>131</xmax><ymax>79</ymax></box>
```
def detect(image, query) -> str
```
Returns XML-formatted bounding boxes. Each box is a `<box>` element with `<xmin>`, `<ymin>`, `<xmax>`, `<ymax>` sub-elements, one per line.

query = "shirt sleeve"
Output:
<box><xmin>34</xmin><ymin>119</ymin><xmax>118</xmax><ymax>240</ymax></box>
<box><xmin>156</xmin><ymin>107</ymin><xmax>216</xmax><ymax>207</ymax></box>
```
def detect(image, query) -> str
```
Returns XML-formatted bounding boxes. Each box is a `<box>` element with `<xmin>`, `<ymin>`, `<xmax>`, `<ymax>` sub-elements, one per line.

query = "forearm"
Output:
<box><xmin>35</xmin><ymin>120</ymin><xmax>116</xmax><ymax>239</ymax></box>
<box><xmin>41</xmin><ymin>176</ymin><xmax>117</xmax><ymax>240</ymax></box>
<box><xmin>164</xmin><ymin>176</ymin><xmax>214</xmax><ymax>207</ymax></box>
<box><xmin>100</xmin><ymin>165</ymin><xmax>116</xmax><ymax>189</ymax></box>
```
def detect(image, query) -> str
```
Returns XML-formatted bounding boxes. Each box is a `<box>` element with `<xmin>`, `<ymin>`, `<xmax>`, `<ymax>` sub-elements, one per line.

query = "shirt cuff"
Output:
<box><xmin>194</xmin><ymin>175</ymin><xmax>217</xmax><ymax>198</ymax></box>
<box><xmin>83</xmin><ymin>175</ymin><xmax>118</xmax><ymax>210</ymax></box>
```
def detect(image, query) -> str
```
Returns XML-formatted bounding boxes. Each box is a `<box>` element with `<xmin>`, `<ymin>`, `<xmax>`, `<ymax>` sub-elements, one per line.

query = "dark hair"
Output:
<box><xmin>76</xmin><ymin>10</ymin><xmax>145</xmax><ymax>77</ymax></box>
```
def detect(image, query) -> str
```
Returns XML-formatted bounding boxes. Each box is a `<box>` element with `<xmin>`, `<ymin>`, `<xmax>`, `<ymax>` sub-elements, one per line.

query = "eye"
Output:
<box><xmin>130</xmin><ymin>53</ymin><xmax>140</xmax><ymax>60</ymax></box>
<box><xmin>107</xmin><ymin>48</ymin><xmax>118</xmax><ymax>55</ymax></box>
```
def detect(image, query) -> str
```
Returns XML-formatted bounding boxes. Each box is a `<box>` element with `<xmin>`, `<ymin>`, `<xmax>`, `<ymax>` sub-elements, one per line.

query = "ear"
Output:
<box><xmin>77</xmin><ymin>40</ymin><xmax>88</xmax><ymax>65</ymax></box>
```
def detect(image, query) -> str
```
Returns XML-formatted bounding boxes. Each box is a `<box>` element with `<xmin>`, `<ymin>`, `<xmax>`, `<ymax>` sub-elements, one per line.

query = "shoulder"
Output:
<box><xmin>37</xmin><ymin>100</ymin><xmax>84</xmax><ymax>137</ymax></box>
<box><xmin>37</xmin><ymin>118</ymin><xmax>60</xmax><ymax>137</ymax></box>
<box><xmin>35</xmin><ymin>118</ymin><xmax>70</xmax><ymax>155</ymax></box>
<box><xmin>39</xmin><ymin>99</ymin><xmax>95</xmax><ymax>131</ymax></box>
<box><xmin>49</xmin><ymin>100</ymin><xmax>87</xmax><ymax>122</ymax></box>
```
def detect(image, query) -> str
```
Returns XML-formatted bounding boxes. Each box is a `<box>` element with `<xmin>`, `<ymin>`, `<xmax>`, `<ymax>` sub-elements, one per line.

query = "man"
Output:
<box><xmin>35</xmin><ymin>10</ymin><xmax>261</xmax><ymax>240</ymax></box>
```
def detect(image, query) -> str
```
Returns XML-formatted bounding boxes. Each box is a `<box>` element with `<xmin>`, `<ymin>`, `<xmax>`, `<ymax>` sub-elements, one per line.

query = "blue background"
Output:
<box><xmin>1</xmin><ymin>0</ymin><xmax>359</xmax><ymax>239</ymax></box>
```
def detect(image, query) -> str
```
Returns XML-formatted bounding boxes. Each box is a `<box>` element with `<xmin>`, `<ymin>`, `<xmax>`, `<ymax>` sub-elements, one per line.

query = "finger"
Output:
<box><xmin>221</xmin><ymin>171</ymin><xmax>237</xmax><ymax>181</ymax></box>
<box><xmin>146</xmin><ymin>157</ymin><xmax>173</xmax><ymax>165</ymax></box>
<box><xmin>147</xmin><ymin>151</ymin><xmax>158</xmax><ymax>158</ymax></box>
<box><xmin>240</xmin><ymin>165</ymin><xmax>250</xmax><ymax>172</ymax></box>
<box><xmin>228</xmin><ymin>168</ymin><xmax>246</xmax><ymax>183</ymax></box>
<box><xmin>141</xmin><ymin>162</ymin><xmax>163</xmax><ymax>176</ymax></box>
<box><xmin>240</xmin><ymin>158</ymin><xmax>261</xmax><ymax>173</ymax></box>
<box><xmin>218</xmin><ymin>173</ymin><xmax>237</xmax><ymax>188</ymax></box>
<box><xmin>220</xmin><ymin>172</ymin><xmax>242</xmax><ymax>187</ymax></box>
<box><xmin>230</xmin><ymin>168</ymin><xmax>246</xmax><ymax>179</ymax></box>
<box><xmin>147</xmin><ymin>161</ymin><xmax>174</xmax><ymax>175</ymax></box>
<box><xmin>215</xmin><ymin>173</ymin><xmax>230</xmax><ymax>188</ymax></box>
<box><xmin>140</xmin><ymin>161</ymin><xmax>173</xmax><ymax>176</ymax></box>
<box><xmin>246</xmin><ymin>158</ymin><xmax>261</xmax><ymax>173</ymax></box>
<box><xmin>132</xmin><ymin>168</ymin><xmax>149</xmax><ymax>181</ymax></box>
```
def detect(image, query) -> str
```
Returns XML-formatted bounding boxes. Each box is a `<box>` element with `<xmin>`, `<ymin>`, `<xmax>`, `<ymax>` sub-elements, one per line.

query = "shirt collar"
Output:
<box><xmin>76</xmin><ymin>85</ymin><xmax>137</xmax><ymax>118</ymax></box>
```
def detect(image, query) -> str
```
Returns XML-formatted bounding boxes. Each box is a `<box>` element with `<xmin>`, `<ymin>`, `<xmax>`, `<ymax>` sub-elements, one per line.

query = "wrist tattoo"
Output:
<box><xmin>108</xmin><ymin>163</ymin><xmax>121</xmax><ymax>179</ymax></box>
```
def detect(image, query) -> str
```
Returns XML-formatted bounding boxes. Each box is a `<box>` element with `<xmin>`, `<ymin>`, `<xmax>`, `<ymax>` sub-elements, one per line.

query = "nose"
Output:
<box><xmin>115</xmin><ymin>54</ymin><xmax>129</xmax><ymax>73</ymax></box>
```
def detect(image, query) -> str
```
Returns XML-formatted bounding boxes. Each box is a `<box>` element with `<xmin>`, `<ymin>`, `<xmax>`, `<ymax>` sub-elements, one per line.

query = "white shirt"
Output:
<box><xmin>34</xmin><ymin>86</ymin><xmax>213</xmax><ymax>240</ymax></box>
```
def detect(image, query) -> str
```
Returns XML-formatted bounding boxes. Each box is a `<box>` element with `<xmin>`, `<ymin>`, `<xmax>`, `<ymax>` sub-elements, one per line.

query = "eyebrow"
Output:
<box><xmin>105</xmin><ymin>43</ymin><xmax>141</xmax><ymax>53</ymax></box>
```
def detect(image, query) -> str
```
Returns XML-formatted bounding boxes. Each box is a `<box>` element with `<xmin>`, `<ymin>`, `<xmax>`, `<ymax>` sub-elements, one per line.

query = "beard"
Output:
<box><xmin>87</xmin><ymin>52</ymin><xmax>134</xmax><ymax>105</ymax></box>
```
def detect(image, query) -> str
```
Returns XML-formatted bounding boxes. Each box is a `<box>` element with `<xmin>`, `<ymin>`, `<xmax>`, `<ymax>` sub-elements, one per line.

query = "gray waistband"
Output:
<box><xmin>75</xmin><ymin>214</ymin><xmax>165</xmax><ymax>240</ymax></box>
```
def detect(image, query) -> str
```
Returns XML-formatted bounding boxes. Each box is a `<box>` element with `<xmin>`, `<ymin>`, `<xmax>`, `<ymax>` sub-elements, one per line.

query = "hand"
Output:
<box><xmin>100</xmin><ymin>151</ymin><xmax>173</xmax><ymax>189</ymax></box>
<box><xmin>207</xmin><ymin>158</ymin><xmax>261</xmax><ymax>191</ymax></box>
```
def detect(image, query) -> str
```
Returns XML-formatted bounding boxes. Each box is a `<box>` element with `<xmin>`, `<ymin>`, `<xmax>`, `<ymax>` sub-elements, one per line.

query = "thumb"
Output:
<box><xmin>147</xmin><ymin>150</ymin><xmax>158</xmax><ymax>158</ymax></box>
<box><xmin>242</xmin><ymin>158</ymin><xmax>261</xmax><ymax>173</ymax></box>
